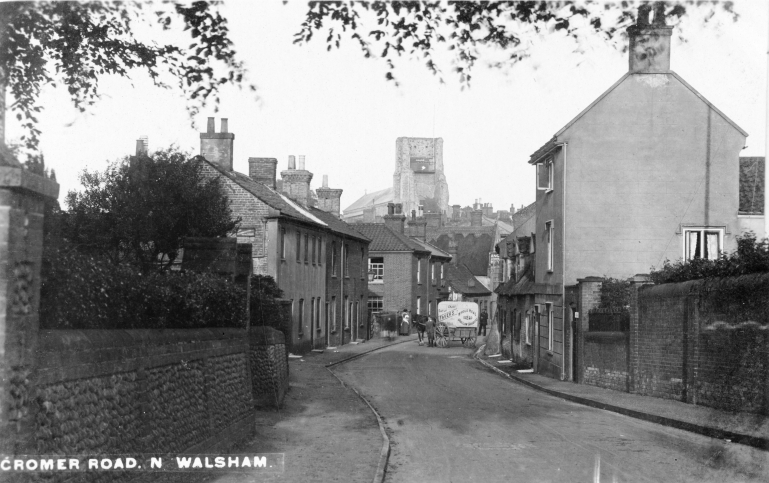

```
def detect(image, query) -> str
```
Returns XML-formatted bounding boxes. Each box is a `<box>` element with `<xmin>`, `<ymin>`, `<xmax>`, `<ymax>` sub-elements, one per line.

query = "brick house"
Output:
<box><xmin>197</xmin><ymin>118</ymin><xmax>370</xmax><ymax>353</ymax></box>
<box><xmin>503</xmin><ymin>7</ymin><xmax>750</xmax><ymax>381</ymax></box>
<box><xmin>355</xmin><ymin>203</ymin><xmax>450</xmax><ymax>322</ymax></box>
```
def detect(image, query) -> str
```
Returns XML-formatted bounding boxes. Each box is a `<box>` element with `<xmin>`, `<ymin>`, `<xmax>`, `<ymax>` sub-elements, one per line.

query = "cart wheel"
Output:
<box><xmin>467</xmin><ymin>336</ymin><xmax>476</xmax><ymax>346</ymax></box>
<box><xmin>435</xmin><ymin>322</ymin><xmax>449</xmax><ymax>348</ymax></box>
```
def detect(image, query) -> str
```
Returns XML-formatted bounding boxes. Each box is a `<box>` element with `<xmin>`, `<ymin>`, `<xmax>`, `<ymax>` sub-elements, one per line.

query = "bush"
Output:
<box><xmin>40</xmin><ymin>248</ymin><xmax>246</xmax><ymax>329</ymax></box>
<box><xmin>650</xmin><ymin>232</ymin><xmax>769</xmax><ymax>284</ymax></box>
<box><xmin>596</xmin><ymin>277</ymin><xmax>630</xmax><ymax>310</ymax></box>
<box><xmin>249</xmin><ymin>275</ymin><xmax>291</xmax><ymax>339</ymax></box>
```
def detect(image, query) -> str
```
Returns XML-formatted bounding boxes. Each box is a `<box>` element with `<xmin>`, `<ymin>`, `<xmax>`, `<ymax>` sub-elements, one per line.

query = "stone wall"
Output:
<box><xmin>249</xmin><ymin>327</ymin><xmax>289</xmax><ymax>408</ymax></box>
<box><xmin>33</xmin><ymin>329</ymin><xmax>255</xmax><ymax>461</ymax></box>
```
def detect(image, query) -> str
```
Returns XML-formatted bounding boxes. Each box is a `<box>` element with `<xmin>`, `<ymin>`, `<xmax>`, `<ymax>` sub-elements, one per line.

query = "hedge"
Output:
<box><xmin>40</xmin><ymin>249</ymin><xmax>246</xmax><ymax>329</ymax></box>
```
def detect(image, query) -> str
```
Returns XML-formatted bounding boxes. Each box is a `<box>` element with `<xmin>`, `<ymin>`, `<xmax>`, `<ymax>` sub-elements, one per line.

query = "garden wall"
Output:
<box><xmin>33</xmin><ymin>329</ymin><xmax>255</xmax><ymax>459</ymax></box>
<box><xmin>582</xmin><ymin>332</ymin><xmax>628</xmax><ymax>392</ymax></box>
<box><xmin>249</xmin><ymin>327</ymin><xmax>289</xmax><ymax>408</ymax></box>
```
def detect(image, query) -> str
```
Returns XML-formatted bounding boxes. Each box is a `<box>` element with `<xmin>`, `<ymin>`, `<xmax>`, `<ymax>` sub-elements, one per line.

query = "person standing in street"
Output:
<box><xmin>426</xmin><ymin>316</ymin><xmax>435</xmax><ymax>347</ymax></box>
<box><xmin>479</xmin><ymin>309</ymin><xmax>488</xmax><ymax>336</ymax></box>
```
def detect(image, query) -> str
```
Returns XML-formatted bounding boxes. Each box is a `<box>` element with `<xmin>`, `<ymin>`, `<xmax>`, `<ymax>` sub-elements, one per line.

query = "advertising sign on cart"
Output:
<box><xmin>437</xmin><ymin>301</ymin><xmax>479</xmax><ymax>328</ymax></box>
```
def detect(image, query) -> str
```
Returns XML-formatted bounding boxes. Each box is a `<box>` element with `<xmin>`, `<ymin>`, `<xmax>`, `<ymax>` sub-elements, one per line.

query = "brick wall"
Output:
<box><xmin>34</xmin><ymin>329</ymin><xmax>255</xmax><ymax>463</ymax></box>
<box><xmin>625</xmin><ymin>273</ymin><xmax>769</xmax><ymax>414</ymax></box>
<box><xmin>582</xmin><ymin>332</ymin><xmax>629</xmax><ymax>391</ymax></box>
<box><xmin>249</xmin><ymin>327</ymin><xmax>289</xmax><ymax>408</ymax></box>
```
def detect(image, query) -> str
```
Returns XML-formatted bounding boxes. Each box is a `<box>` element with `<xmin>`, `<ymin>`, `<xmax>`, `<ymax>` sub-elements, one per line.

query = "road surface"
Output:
<box><xmin>332</xmin><ymin>342</ymin><xmax>769</xmax><ymax>483</ymax></box>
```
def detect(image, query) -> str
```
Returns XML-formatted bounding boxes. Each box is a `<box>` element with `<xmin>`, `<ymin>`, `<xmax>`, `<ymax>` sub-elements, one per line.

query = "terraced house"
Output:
<box><xmin>197</xmin><ymin>118</ymin><xmax>370</xmax><ymax>354</ymax></box>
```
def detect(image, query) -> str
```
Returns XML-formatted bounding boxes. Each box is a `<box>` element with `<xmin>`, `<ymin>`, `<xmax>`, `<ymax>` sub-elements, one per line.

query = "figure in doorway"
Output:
<box><xmin>479</xmin><ymin>309</ymin><xmax>488</xmax><ymax>336</ymax></box>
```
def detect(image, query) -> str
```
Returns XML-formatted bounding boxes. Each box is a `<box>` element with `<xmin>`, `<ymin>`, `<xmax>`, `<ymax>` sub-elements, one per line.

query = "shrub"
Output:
<box><xmin>249</xmin><ymin>275</ymin><xmax>290</xmax><ymax>339</ymax></box>
<box><xmin>40</xmin><ymin>247</ymin><xmax>246</xmax><ymax>329</ymax></box>
<box><xmin>650</xmin><ymin>232</ymin><xmax>769</xmax><ymax>284</ymax></box>
<box><xmin>596</xmin><ymin>277</ymin><xmax>630</xmax><ymax>310</ymax></box>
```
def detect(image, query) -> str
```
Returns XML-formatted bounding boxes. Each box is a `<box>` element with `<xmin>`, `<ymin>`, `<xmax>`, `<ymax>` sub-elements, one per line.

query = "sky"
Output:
<box><xmin>5</xmin><ymin>1</ymin><xmax>767</xmax><ymax>213</ymax></box>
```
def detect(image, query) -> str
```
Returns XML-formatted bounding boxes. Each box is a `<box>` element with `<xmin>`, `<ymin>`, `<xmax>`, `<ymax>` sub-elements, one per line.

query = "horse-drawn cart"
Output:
<box><xmin>435</xmin><ymin>301</ymin><xmax>479</xmax><ymax>348</ymax></box>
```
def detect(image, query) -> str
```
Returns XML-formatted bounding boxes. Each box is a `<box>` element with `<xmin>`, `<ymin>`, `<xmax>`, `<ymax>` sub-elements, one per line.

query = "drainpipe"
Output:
<box><xmin>559</xmin><ymin>142</ymin><xmax>569</xmax><ymax>382</ymax></box>
<box><xmin>341</xmin><ymin>242</ymin><xmax>345</xmax><ymax>346</ymax></box>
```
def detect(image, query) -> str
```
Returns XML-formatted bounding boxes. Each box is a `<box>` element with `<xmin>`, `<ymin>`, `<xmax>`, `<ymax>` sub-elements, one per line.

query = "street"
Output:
<box><xmin>332</xmin><ymin>342</ymin><xmax>769</xmax><ymax>483</ymax></box>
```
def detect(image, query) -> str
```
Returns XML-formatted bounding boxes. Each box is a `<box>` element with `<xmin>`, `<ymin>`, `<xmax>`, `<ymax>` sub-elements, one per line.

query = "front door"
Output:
<box><xmin>325</xmin><ymin>302</ymin><xmax>330</xmax><ymax>346</ymax></box>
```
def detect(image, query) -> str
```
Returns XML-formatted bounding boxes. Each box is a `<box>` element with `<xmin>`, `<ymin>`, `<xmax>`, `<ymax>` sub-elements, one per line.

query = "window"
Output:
<box><xmin>344</xmin><ymin>244</ymin><xmax>349</xmax><ymax>277</ymax></box>
<box><xmin>367</xmin><ymin>296</ymin><xmax>383</xmax><ymax>320</ymax></box>
<box><xmin>331</xmin><ymin>296</ymin><xmax>337</xmax><ymax>331</ymax></box>
<box><xmin>524</xmin><ymin>312</ymin><xmax>531</xmax><ymax>345</ymax></box>
<box><xmin>546</xmin><ymin>221</ymin><xmax>554</xmax><ymax>272</ymax></box>
<box><xmin>355</xmin><ymin>301</ymin><xmax>360</xmax><ymax>327</ymax></box>
<box><xmin>298</xmin><ymin>299</ymin><xmax>304</xmax><ymax>335</ymax></box>
<box><xmin>296</xmin><ymin>232</ymin><xmax>301</xmax><ymax>262</ymax></box>
<box><xmin>280</xmin><ymin>228</ymin><xmax>286</xmax><ymax>260</ymax></box>
<box><xmin>304</xmin><ymin>234</ymin><xmax>309</xmax><ymax>263</ymax></box>
<box><xmin>361</xmin><ymin>251</ymin><xmax>366</xmax><ymax>279</ymax></box>
<box><xmin>369</xmin><ymin>257</ymin><xmax>384</xmax><ymax>282</ymax></box>
<box><xmin>546</xmin><ymin>303</ymin><xmax>553</xmax><ymax>351</ymax></box>
<box><xmin>318</xmin><ymin>238</ymin><xmax>323</xmax><ymax>265</ymax></box>
<box><xmin>311</xmin><ymin>236</ymin><xmax>316</xmax><ymax>264</ymax></box>
<box><xmin>431</xmin><ymin>262</ymin><xmax>435</xmax><ymax>283</ymax></box>
<box><xmin>310</xmin><ymin>298</ymin><xmax>315</xmax><ymax>331</ymax></box>
<box><xmin>315</xmin><ymin>298</ymin><xmax>321</xmax><ymax>330</ymax></box>
<box><xmin>344</xmin><ymin>296</ymin><xmax>349</xmax><ymax>329</ymax></box>
<box><xmin>537</xmin><ymin>157</ymin><xmax>553</xmax><ymax>191</ymax></box>
<box><xmin>684</xmin><ymin>227</ymin><xmax>724</xmax><ymax>261</ymax></box>
<box><xmin>332</xmin><ymin>242</ymin><xmax>337</xmax><ymax>276</ymax></box>
<box><xmin>428</xmin><ymin>302</ymin><xmax>431</xmax><ymax>316</ymax></box>
<box><xmin>417</xmin><ymin>258</ymin><xmax>421</xmax><ymax>284</ymax></box>
<box><xmin>440</xmin><ymin>263</ymin><xmax>444</xmax><ymax>280</ymax></box>
<box><xmin>417</xmin><ymin>297</ymin><xmax>421</xmax><ymax>315</ymax></box>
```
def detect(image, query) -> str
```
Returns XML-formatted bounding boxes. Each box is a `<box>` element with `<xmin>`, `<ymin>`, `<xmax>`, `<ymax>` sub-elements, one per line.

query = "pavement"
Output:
<box><xmin>233</xmin><ymin>334</ymin><xmax>416</xmax><ymax>483</ymax></box>
<box><xmin>475</xmin><ymin>344</ymin><xmax>769</xmax><ymax>452</ymax></box>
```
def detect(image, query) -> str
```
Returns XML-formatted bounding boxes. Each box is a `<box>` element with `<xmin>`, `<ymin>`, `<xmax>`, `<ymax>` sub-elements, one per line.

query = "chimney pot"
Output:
<box><xmin>387</xmin><ymin>202</ymin><xmax>395</xmax><ymax>215</ymax></box>
<box><xmin>288</xmin><ymin>155</ymin><xmax>296</xmax><ymax>170</ymax></box>
<box><xmin>322</xmin><ymin>174</ymin><xmax>328</xmax><ymax>188</ymax></box>
<box><xmin>298</xmin><ymin>155</ymin><xmax>305</xmax><ymax>170</ymax></box>
<box><xmin>207</xmin><ymin>117</ymin><xmax>215</xmax><ymax>133</ymax></box>
<box><xmin>221</xmin><ymin>118</ymin><xmax>228</xmax><ymax>133</ymax></box>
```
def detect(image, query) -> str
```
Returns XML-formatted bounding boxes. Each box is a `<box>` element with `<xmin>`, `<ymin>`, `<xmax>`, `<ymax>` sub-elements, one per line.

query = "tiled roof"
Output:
<box><xmin>739</xmin><ymin>157</ymin><xmax>765</xmax><ymax>215</ymax></box>
<box><xmin>510</xmin><ymin>202</ymin><xmax>536</xmax><ymax>229</ymax></box>
<box><xmin>495</xmin><ymin>272</ymin><xmax>536</xmax><ymax>296</ymax></box>
<box><xmin>203</xmin><ymin>159</ymin><xmax>323</xmax><ymax>226</ymax></box>
<box><xmin>354</xmin><ymin>223</ymin><xmax>428</xmax><ymax>253</ymax></box>
<box><xmin>343</xmin><ymin>187</ymin><xmax>394</xmax><ymax>213</ymax></box>
<box><xmin>528</xmin><ymin>136</ymin><xmax>559</xmax><ymax>164</ymax></box>
<box><xmin>444</xmin><ymin>263</ymin><xmax>491</xmax><ymax>296</ymax></box>
<box><xmin>308</xmin><ymin>207</ymin><xmax>371</xmax><ymax>243</ymax></box>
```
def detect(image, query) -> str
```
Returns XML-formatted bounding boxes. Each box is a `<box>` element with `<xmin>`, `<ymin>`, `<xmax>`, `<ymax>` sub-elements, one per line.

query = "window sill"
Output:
<box><xmin>330</xmin><ymin>330</ymin><xmax>337</xmax><ymax>334</ymax></box>
<box><xmin>546</xmin><ymin>350</ymin><xmax>554</xmax><ymax>356</ymax></box>
<box><xmin>343</xmin><ymin>327</ymin><xmax>351</xmax><ymax>332</ymax></box>
<box><xmin>316</xmin><ymin>328</ymin><xmax>322</xmax><ymax>332</ymax></box>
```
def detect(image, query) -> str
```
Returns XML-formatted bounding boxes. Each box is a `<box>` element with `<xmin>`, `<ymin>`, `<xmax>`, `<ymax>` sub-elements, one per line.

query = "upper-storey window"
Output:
<box><xmin>332</xmin><ymin>242</ymin><xmax>337</xmax><ymax>276</ymax></box>
<box><xmin>304</xmin><ymin>234</ymin><xmax>309</xmax><ymax>263</ymax></box>
<box><xmin>296</xmin><ymin>231</ymin><xmax>301</xmax><ymax>262</ymax></box>
<box><xmin>545</xmin><ymin>221</ymin><xmax>554</xmax><ymax>272</ymax></box>
<box><xmin>537</xmin><ymin>157</ymin><xmax>553</xmax><ymax>191</ymax></box>
<box><xmin>684</xmin><ymin>227</ymin><xmax>724</xmax><ymax>261</ymax></box>
<box><xmin>369</xmin><ymin>257</ymin><xmax>384</xmax><ymax>283</ymax></box>
<box><xmin>417</xmin><ymin>258</ymin><xmax>421</xmax><ymax>284</ymax></box>
<box><xmin>280</xmin><ymin>228</ymin><xmax>286</xmax><ymax>260</ymax></box>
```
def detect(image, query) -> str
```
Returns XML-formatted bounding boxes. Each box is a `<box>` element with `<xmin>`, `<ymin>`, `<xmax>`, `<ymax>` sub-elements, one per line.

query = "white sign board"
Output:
<box><xmin>437</xmin><ymin>302</ymin><xmax>479</xmax><ymax>328</ymax></box>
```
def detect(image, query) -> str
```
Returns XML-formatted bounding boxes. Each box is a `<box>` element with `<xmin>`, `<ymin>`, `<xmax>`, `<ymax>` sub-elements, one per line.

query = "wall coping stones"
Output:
<box><xmin>249</xmin><ymin>326</ymin><xmax>285</xmax><ymax>345</ymax></box>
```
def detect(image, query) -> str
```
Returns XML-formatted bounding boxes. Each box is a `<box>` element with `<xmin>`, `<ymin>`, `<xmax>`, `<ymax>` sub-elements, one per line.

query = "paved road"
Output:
<box><xmin>332</xmin><ymin>342</ymin><xmax>769</xmax><ymax>483</ymax></box>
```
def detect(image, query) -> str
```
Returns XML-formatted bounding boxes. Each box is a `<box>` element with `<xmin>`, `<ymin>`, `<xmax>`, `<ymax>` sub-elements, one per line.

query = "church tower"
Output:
<box><xmin>393</xmin><ymin>137</ymin><xmax>450</xmax><ymax>217</ymax></box>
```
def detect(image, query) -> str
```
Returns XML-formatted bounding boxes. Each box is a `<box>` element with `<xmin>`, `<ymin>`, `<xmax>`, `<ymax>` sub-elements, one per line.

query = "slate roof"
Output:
<box><xmin>495</xmin><ymin>272</ymin><xmax>536</xmax><ymax>296</ymax></box>
<box><xmin>444</xmin><ymin>263</ymin><xmax>491</xmax><ymax>296</ymax></box>
<box><xmin>343</xmin><ymin>187</ymin><xmax>394</xmax><ymax>213</ymax></box>
<box><xmin>354</xmin><ymin>224</ymin><xmax>428</xmax><ymax>253</ymax></box>
<box><xmin>203</xmin><ymin>159</ymin><xmax>325</xmax><ymax>226</ymax></box>
<box><xmin>510</xmin><ymin>202</ymin><xmax>536</xmax><ymax>230</ymax></box>
<box><xmin>410</xmin><ymin>238</ymin><xmax>452</xmax><ymax>260</ymax></box>
<box><xmin>308</xmin><ymin>207</ymin><xmax>371</xmax><ymax>243</ymax></box>
<box><xmin>739</xmin><ymin>157</ymin><xmax>765</xmax><ymax>215</ymax></box>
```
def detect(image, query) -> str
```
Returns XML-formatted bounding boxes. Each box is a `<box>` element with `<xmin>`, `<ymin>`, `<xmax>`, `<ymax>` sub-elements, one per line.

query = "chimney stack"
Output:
<box><xmin>316</xmin><ymin>174</ymin><xmax>344</xmax><ymax>217</ymax></box>
<box><xmin>281</xmin><ymin>155</ymin><xmax>313</xmax><ymax>206</ymax></box>
<box><xmin>200</xmin><ymin>117</ymin><xmax>235</xmax><ymax>171</ymax></box>
<box><xmin>470</xmin><ymin>210</ymin><xmax>483</xmax><ymax>227</ymax></box>
<box><xmin>248</xmin><ymin>157</ymin><xmax>278</xmax><ymax>189</ymax></box>
<box><xmin>628</xmin><ymin>2</ymin><xmax>672</xmax><ymax>74</ymax></box>
<box><xmin>448</xmin><ymin>239</ymin><xmax>459</xmax><ymax>265</ymax></box>
<box><xmin>384</xmin><ymin>202</ymin><xmax>406</xmax><ymax>234</ymax></box>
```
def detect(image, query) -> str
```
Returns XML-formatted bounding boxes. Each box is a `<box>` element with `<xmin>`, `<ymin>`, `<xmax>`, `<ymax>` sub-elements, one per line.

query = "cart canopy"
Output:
<box><xmin>437</xmin><ymin>302</ymin><xmax>479</xmax><ymax>329</ymax></box>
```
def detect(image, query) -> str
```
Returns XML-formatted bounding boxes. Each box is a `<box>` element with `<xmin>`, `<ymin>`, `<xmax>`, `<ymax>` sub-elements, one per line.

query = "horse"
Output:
<box><xmin>413</xmin><ymin>315</ymin><xmax>428</xmax><ymax>345</ymax></box>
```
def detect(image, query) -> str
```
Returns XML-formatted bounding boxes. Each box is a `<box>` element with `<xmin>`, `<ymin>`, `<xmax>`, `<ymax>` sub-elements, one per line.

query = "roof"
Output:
<box><xmin>354</xmin><ymin>223</ymin><xmax>428</xmax><ymax>253</ymax></box>
<box><xmin>739</xmin><ymin>157</ymin><xmax>765</xmax><ymax>215</ymax></box>
<box><xmin>410</xmin><ymin>238</ymin><xmax>452</xmax><ymax>260</ymax></box>
<box><xmin>343</xmin><ymin>187</ymin><xmax>394</xmax><ymax>213</ymax></box>
<box><xmin>510</xmin><ymin>202</ymin><xmax>536</xmax><ymax>230</ymax></box>
<box><xmin>308</xmin><ymin>207</ymin><xmax>371</xmax><ymax>243</ymax></box>
<box><xmin>204</xmin><ymin>159</ymin><xmax>325</xmax><ymax>226</ymax></box>
<box><xmin>444</xmin><ymin>263</ymin><xmax>491</xmax><ymax>296</ymax></box>
<box><xmin>529</xmin><ymin>72</ymin><xmax>748</xmax><ymax>164</ymax></box>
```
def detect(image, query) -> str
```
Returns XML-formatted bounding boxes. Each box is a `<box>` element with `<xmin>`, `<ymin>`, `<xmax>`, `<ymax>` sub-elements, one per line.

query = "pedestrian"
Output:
<box><xmin>426</xmin><ymin>316</ymin><xmax>436</xmax><ymax>347</ymax></box>
<box><xmin>479</xmin><ymin>309</ymin><xmax>488</xmax><ymax>336</ymax></box>
<box><xmin>400</xmin><ymin>309</ymin><xmax>411</xmax><ymax>336</ymax></box>
<box><xmin>415</xmin><ymin>315</ymin><xmax>427</xmax><ymax>345</ymax></box>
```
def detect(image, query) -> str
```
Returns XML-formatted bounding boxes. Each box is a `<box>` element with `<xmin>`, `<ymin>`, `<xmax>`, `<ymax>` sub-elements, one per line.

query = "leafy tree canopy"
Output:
<box><xmin>294</xmin><ymin>1</ymin><xmax>737</xmax><ymax>87</ymax></box>
<box><xmin>62</xmin><ymin>147</ymin><xmax>240</xmax><ymax>270</ymax></box>
<box><xmin>0</xmin><ymin>1</ymin><xmax>254</xmax><ymax>151</ymax></box>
